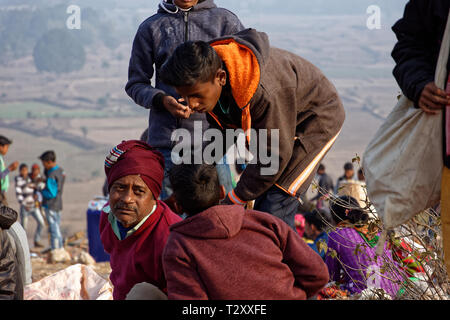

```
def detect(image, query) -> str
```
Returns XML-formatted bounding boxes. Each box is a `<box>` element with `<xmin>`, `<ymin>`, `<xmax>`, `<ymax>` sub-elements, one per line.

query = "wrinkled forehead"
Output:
<box><xmin>111</xmin><ymin>174</ymin><xmax>148</xmax><ymax>188</ymax></box>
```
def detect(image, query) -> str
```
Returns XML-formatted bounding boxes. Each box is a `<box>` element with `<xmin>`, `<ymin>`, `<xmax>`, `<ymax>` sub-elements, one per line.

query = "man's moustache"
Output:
<box><xmin>113</xmin><ymin>204</ymin><xmax>137</xmax><ymax>213</ymax></box>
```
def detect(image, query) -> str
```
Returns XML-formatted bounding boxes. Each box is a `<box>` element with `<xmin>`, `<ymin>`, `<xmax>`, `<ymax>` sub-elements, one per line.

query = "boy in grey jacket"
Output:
<box><xmin>125</xmin><ymin>0</ymin><xmax>244</xmax><ymax>200</ymax></box>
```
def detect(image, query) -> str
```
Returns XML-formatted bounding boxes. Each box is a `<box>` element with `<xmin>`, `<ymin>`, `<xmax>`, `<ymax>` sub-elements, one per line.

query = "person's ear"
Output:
<box><xmin>219</xmin><ymin>185</ymin><xmax>226</xmax><ymax>200</ymax></box>
<box><xmin>216</xmin><ymin>68</ymin><xmax>227</xmax><ymax>87</ymax></box>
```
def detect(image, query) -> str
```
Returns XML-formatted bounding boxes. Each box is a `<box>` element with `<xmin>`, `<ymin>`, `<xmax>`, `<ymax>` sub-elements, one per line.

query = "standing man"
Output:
<box><xmin>0</xmin><ymin>136</ymin><xmax>19</xmax><ymax>206</ymax></box>
<box><xmin>39</xmin><ymin>151</ymin><xmax>65</xmax><ymax>251</ymax></box>
<box><xmin>125</xmin><ymin>0</ymin><xmax>244</xmax><ymax>200</ymax></box>
<box><xmin>391</xmin><ymin>0</ymin><xmax>450</xmax><ymax>276</ymax></box>
<box><xmin>311</xmin><ymin>163</ymin><xmax>334</xmax><ymax>209</ymax></box>
<box><xmin>335</xmin><ymin>162</ymin><xmax>355</xmax><ymax>194</ymax></box>
<box><xmin>160</xmin><ymin>29</ymin><xmax>345</xmax><ymax>230</ymax></box>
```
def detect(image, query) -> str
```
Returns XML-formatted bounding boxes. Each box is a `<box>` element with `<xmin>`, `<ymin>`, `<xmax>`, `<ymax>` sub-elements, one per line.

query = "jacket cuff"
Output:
<box><xmin>226</xmin><ymin>189</ymin><xmax>246</xmax><ymax>205</ymax></box>
<box><xmin>412</xmin><ymin>78</ymin><xmax>433</xmax><ymax>109</ymax></box>
<box><xmin>152</xmin><ymin>93</ymin><xmax>169</xmax><ymax>110</ymax></box>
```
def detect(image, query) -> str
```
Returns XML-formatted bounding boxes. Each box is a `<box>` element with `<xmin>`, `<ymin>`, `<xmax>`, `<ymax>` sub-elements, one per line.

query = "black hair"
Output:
<box><xmin>19</xmin><ymin>163</ymin><xmax>28</xmax><ymax>171</ymax></box>
<box><xmin>330</xmin><ymin>195</ymin><xmax>368</xmax><ymax>227</ymax></box>
<box><xmin>169</xmin><ymin>163</ymin><xmax>222</xmax><ymax>216</ymax></box>
<box><xmin>39</xmin><ymin>150</ymin><xmax>56</xmax><ymax>162</ymax></box>
<box><xmin>304</xmin><ymin>209</ymin><xmax>327</xmax><ymax>232</ymax></box>
<box><xmin>0</xmin><ymin>135</ymin><xmax>12</xmax><ymax>146</ymax></box>
<box><xmin>344</xmin><ymin>162</ymin><xmax>354</xmax><ymax>171</ymax></box>
<box><xmin>318</xmin><ymin>163</ymin><xmax>325</xmax><ymax>171</ymax></box>
<box><xmin>159</xmin><ymin>41</ymin><xmax>222</xmax><ymax>87</ymax></box>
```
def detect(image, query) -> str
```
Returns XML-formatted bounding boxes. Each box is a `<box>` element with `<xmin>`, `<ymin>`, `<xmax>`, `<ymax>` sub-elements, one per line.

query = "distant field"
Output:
<box><xmin>0</xmin><ymin>101</ymin><xmax>109</xmax><ymax>119</ymax></box>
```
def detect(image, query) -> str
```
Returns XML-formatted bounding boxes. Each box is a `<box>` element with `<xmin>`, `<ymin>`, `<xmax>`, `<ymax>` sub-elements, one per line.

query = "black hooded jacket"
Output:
<box><xmin>0</xmin><ymin>205</ymin><xmax>22</xmax><ymax>300</ymax></box>
<box><xmin>391</xmin><ymin>0</ymin><xmax>450</xmax><ymax>167</ymax></box>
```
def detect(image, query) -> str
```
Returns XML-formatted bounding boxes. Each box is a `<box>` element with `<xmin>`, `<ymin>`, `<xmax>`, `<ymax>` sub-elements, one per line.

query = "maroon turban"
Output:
<box><xmin>104</xmin><ymin>140</ymin><xmax>164</xmax><ymax>199</ymax></box>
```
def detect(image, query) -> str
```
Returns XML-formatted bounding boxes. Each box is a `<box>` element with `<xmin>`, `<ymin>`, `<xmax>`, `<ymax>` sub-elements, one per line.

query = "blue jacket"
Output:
<box><xmin>42</xmin><ymin>165</ymin><xmax>65</xmax><ymax>211</ymax></box>
<box><xmin>125</xmin><ymin>0</ymin><xmax>244</xmax><ymax>149</ymax></box>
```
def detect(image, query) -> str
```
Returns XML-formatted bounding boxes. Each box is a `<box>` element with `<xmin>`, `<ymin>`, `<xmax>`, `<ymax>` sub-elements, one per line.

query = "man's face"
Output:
<box><xmin>175</xmin><ymin>69</ymin><xmax>225</xmax><ymax>114</ymax></box>
<box><xmin>109</xmin><ymin>175</ymin><xmax>156</xmax><ymax>229</ymax></box>
<box><xmin>304</xmin><ymin>222</ymin><xmax>318</xmax><ymax>240</ymax></box>
<box><xmin>344</xmin><ymin>169</ymin><xmax>354</xmax><ymax>179</ymax></box>
<box><xmin>41</xmin><ymin>160</ymin><xmax>53</xmax><ymax>171</ymax></box>
<box><xmin>31</xmin><ymin>167</ymin><xmax>40</xmax><ymax>177</ymax></box>
<box><xmin>0</xmin><ymin>144</ymin><xmax>9</xmax><ymax>156</ymax></box>
<box><xmin>20</xmin><ymin>166</ymin><xmax>28</xmax><ymax>178</ymax></box>
<box><xmin>174</xmin><ymin>0</ymin><xmax>199</xmax><ymax>9</ymax></box>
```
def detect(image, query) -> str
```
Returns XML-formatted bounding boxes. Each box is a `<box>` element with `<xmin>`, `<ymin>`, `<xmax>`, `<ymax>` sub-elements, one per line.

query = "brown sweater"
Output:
<box><xmin>207</xmin><ymin>29</ymin><xmax>346</xmax><ymax>203</ymax></box>
<box><xmin>162</xmin><ymin>205</ymin><xmax>329</xmax><ymax>300</ymax></box>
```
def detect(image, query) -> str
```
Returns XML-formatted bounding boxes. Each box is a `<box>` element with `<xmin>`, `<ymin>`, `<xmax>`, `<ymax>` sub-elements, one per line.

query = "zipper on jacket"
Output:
<box><xmin>184</xmin><ymin>11</ymin><xmax>189</xmax><ymax>41</ymax></box>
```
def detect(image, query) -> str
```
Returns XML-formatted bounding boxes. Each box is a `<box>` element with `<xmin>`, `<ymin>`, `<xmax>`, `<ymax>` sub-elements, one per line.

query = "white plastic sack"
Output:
<box><xmin>363</xmin><ymin>11</ymin><xmax>450</xmax><ymax>230</ymax></box>
<box><xmin>24</xmin><ymin>264</ymin><xmax>113</xmax><ymax>300</ymax></box>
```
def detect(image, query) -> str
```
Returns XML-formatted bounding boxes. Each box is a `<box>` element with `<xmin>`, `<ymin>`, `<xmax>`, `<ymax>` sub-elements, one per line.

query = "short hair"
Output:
<box><xmin>304</xmin><ymin>209</ymin><xmax>327</xmax><ymax>232</ymax></box>
<box><xmin>344</xmin><ymin>162</ymin><xmax>354</xmax><ymax>171</ymax></box>
<box><xmin>160</xmin><ymin>41</ymin><xmax>222</xmax><ymax>87</ymax></box>
<box><xmin>0</xmin><ymin>135</ymin><xmax>12</xmax><ymax>146</ymax></box>
<box><xmin>318</xmin><ymin>163</ymin><xmax>325</xmax><ymax>171</ymax></box>
<box><xmin>169</xmin><ymin>163</ymin><xmax>222</xmax><ymax>216</ymax></box>
<box><xmin>330</xmin><ymin>195</ymin><xmax>368</xmax><ymax>227</ymax></box>
<box><xmin>19</xmin><ymin>163</ymin><xmax>28</xmax><ymax>171</ymax></box>
<box><xmin>39</xmin><ymin>150</ymin><xmax>56</xmax><ymax>162</ymax></box>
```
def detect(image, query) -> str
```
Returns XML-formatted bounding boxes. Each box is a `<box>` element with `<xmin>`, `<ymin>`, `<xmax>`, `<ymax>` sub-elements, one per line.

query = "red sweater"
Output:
<box><xmin>99</xmin><ymin>200</ymin><xmax>181</xmax><ymax>300</ymax></box>
<box><xmin>162</xmin><ymin>205</ymin><xmax>329</xmax><ymax>300</ymax></box>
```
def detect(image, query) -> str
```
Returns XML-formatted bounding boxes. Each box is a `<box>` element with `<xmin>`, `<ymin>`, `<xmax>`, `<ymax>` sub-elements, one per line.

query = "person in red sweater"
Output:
<box><xmin>163</xmin><ymin>163</ymin><xmax>329</xmax><ymax>300</ymax></box>
<box><xmin>99</xmin><ymin>140</ymin><xmax>181</xmax><ymax>300</ymax></box>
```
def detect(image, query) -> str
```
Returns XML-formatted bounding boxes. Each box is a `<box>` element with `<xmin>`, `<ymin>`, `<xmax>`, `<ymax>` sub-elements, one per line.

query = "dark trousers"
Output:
<box><xmin>253</xmin><ymin>185</ymin><xmax>300</xmax><ymax>231</ymax></box>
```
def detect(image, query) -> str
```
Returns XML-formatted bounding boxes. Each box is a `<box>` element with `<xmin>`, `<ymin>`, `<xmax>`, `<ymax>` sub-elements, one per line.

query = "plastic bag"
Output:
<box><xmin>363</xmin><ymin>11</ymin><xmax>450</xmax><ymax>230</ymax></box>
<box><xmin>24</xmin><ymin>264</ymin><xmax>113</xmax><ymax>300</ymax></box>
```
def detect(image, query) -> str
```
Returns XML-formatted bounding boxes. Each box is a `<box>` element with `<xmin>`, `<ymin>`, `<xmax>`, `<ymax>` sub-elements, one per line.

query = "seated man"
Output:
<box><xmin>163</xmin><ymin>163</ymin><xmax>329</xmax><ymax>300</ymax></box>
<box><xmin>99</xmin><ymin>140</ymin><xmax>181</xmax><ymax>300</ymax></box>
<box><xmin>0</xmin><ymin>205</ymin><xmax>23</xmax><ymax>300</ymax></box>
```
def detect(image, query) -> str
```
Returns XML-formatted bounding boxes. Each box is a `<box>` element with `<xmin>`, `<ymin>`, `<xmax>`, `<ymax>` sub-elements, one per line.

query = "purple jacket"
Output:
<box><xmin>325</xmin><ymin>227</ymin><xmax>404</xmax><ymax>298</ymax></box>
<box><xmin>125</xmin><ymin>0</ymin><xmax>244</xmax><ymax>149</ymax></box>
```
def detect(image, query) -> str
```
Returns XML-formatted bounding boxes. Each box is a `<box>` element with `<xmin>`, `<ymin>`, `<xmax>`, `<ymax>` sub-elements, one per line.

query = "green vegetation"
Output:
<box><xmin>33</xmin><ymin>28</ymin><xmax>86</xmax><ymax>74</ymax></box>
<box><xmin>0</xmin><ymin>101</ymin><xmax>108</xmax><ymax>119</ymax></box>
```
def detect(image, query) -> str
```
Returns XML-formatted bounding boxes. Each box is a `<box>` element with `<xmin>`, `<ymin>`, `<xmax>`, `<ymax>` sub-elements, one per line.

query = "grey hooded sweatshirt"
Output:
<box><xmin>125</xmin><ymin>0</ymin><xmax>244</xmax><ymax>149</ymax></box>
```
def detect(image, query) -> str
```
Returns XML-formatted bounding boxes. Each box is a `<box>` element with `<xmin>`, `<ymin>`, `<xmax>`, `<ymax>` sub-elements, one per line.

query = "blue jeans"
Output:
<box><xmin>157</xmin><ymin>147</ymin><xmax>234</xmax><ymax>200</ymax></box>
<box><xmin>20</xmin><ymin>205</ymin><xmax>45</xmax><ymax>243</ymax></box>
<box><xmin>253</xmin><ymin>185</ymin><xmax>300</xmax><ymax>231</ymax></box>
<box><xmin>44</xmin><ymin>208</ymin><xmax>63</xmax><ymax>249</ymax></box>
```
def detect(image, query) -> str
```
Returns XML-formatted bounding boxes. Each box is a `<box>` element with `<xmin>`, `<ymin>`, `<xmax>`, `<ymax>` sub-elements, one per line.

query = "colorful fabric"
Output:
<box><xmin>389</xmin><ymin>238</ymin><xmax>425</xmax><ymax>276</ymax></box>
<box><xmin>317</xmin><ymin>284</ymin><xmax>350</xmax><ymax>300</ymax></box>
<box><xmin>325</xmin><ymin>227</ymin><xmax>405</xmax><ymax>298</ymax></box>
<box><xmin>104</xmin><ymin>140</ymin><xmax>165</xmax><ymax>199</ymax></box>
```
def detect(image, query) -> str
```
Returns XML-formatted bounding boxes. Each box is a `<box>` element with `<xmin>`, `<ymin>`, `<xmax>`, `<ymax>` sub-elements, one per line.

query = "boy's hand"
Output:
<box><xmin>163</xmin><ymin>96</ymin><xmax>194</xmax><ymax>119</ymax></box>
<box><xmin>8</xmin><ymin>161</ymin><xmax>19</xmax><ymax>172</ymax></box>
<box><xmin>418</xmin><ymin>82</ymin><xmax>450</xmax><ymax>114</ymax></box>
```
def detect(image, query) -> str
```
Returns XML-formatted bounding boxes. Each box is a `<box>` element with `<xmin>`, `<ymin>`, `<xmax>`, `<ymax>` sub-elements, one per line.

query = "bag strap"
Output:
<box><xmin>435</xmin><ymin>10</ymin><xmax>450</xmax><ymax>89</ymax></box>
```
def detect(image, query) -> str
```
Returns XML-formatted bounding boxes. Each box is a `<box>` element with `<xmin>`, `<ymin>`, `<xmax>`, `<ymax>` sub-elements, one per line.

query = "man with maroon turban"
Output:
<box><xmin>99</xmin><ymin>140</ymin><xmax>182</xmax><ymax>300</ymax></box>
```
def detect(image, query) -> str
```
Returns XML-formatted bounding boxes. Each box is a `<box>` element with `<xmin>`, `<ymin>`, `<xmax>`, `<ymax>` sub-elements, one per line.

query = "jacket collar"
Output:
<box><xmin>158</xmin><ymin>0</ymin><xmax>216</xmax><ymax>14</ymax></box>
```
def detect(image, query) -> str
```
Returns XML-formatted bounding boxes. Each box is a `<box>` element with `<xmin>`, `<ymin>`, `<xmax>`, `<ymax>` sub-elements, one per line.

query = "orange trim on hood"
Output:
<box><xmin>211</xmin><ymin>39</ymin><xmax>261</xmax><ymax>145</ymax></box>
